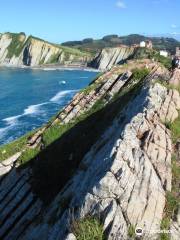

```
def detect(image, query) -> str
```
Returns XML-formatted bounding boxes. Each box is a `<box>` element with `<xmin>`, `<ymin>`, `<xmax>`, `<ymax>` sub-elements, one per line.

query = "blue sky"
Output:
<box><xmin>0</xmin><ymin>0</ymin><xmax>180</xmax><ymax>43</ymax></box>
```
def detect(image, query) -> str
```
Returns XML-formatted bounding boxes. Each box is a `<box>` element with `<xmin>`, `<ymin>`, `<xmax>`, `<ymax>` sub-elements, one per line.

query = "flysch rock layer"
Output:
<box><xmin>0</xmin><ymin>65</ymin><xmax>179</xmax><ymax>240</ymax></box>
<box><xmin>0</xmin><ymin>33</ymin><xmax>88</xmax><ymax>67</ymax></box>
<box><xmin>90</xmin><ymin>46</ymin><xmax>135</xmax><ymax>71</ymax></box>
<box><xmin>0</xmin><ymin>69</ymin><xmax>175</xmax><ymax>240</ymax></box>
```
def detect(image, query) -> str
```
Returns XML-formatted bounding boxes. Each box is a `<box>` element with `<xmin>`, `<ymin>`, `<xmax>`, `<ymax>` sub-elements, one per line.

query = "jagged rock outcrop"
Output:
<box><xmin>0</xmin><ymin>62</ymin><xmax>179</xmax><ymax>240</ymax></box>
<box><xmin>0</xmin><ymin>32</ymin><xmax>90</xmax><ymax>67</ymax></box>
<box><xmin>89</xmin><ymin>46</ymin><xmax>135</xmax><ymax>71</ymax></box>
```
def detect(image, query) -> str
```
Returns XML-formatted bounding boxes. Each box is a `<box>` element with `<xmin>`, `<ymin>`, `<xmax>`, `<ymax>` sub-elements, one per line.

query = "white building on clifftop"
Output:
<box><xmin>140</xmin><ymin>40</ymin><xmax>153</xmax><ymax>49</ymax></box>
<box><xmin>160</xmin><ymin>50</ymin><xmax>168</xmax><ymax>57</ymax></box>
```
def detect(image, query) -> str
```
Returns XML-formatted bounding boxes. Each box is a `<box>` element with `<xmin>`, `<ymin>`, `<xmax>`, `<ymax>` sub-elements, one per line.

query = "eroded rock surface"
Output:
<box><xmin>90</xmin><ymin>46</ymin><xmax>135</xmax><ymax>71</ymax></box>
<box><xmin>0</xmin><ymin>33</ymin><xmax>89</xmax><ymax>67</ymax></box>
<box><xmin>0</xmin><ymin>64</ymin><xmax>179</xmax><ymax>240</ymax></box>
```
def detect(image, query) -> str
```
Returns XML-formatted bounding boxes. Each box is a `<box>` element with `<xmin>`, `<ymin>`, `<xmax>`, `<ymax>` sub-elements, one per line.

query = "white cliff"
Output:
<box><xmin>0</xmin><ymin>32</ymin><xmax>89</xmax><ymax>67</ymax></box>
<box><xmin>90</xmin><ymin>46</ymin><xmax>135</xmax><ymax>71</ymax></box>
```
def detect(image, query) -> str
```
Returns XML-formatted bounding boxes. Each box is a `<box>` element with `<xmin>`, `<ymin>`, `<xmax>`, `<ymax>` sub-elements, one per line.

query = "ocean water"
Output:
<box><xmin>0</xmin><ymin>68</ymin><xmax>98</xmax><ymax>145</ymax></box>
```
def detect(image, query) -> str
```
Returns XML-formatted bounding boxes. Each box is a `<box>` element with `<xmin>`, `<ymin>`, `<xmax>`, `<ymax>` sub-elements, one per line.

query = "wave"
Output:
<box><xmin>0</xmin><ymin>125</ymin><xmax>12</xmax><ymax>139</ymax></box>
<box><xmin>0</xmin><ymin>116</ymin><xmax>19</xmax><ymax>140</ymax></box>
<box><xmin>3</xmin><ymin>115</ymin><xmax>21</xmax><ymax>125</ymax></box>
<box><xmin>50</xmin><ymin>89</ymin><xmax>78</xmax><ymax>103</ymax></box>
<box><xmin>59</xmin><ymin>80</ymin><xmax>66</xmax><ymax>85</ymax></box>
<box><xmin>43</xmin><ymin>68</ymin><xmax>56</xmax><ymax>71</ymax></box>
<box><xmin>1</xmin><ymin>89</ymin><xmax>80</xmax><ymax>143</ymax></box>
<box><xmin>3</xmin><ymin>102</ymin><xmax>48</xmax><ymax>127</ymax></box>
<box><xmin>23</xmin><ymin>102</ymin><xmax>48</xmax><ymax>115</ymax></box>
<box><xmin>3</xmin><ymin>90</ymin><xmax>78</xmax><ymax>126</ymax></box>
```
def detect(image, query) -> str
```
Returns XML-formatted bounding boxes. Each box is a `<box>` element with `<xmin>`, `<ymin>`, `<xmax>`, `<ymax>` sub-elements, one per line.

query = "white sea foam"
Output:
<box><xmin>50</xmin><ymin>90</ymin><xmax>78</xmax><ymax>103</ymax></box>
<box><xmin>3</xmin><ymin>102</ymin><xmax>48</xmax><ymax>124</ymax></box>
<box><xmin>3</xmin><ymin>115</ymin><xmax>21</xmax><ymax>125</ymax></box>
<box><xmin>43</xmin><ymin>68</ymin><xmax>56</xmax><ymax>71</ymax></box>
<box><xmin>59</xmin><ymin>80</ymin><xmax>66</xmax><ymax>85</ymax></box>
<box><xmin>23</xmin><ymin>102</ymin><xmax>48</xmax><ymax>115</ymax></box>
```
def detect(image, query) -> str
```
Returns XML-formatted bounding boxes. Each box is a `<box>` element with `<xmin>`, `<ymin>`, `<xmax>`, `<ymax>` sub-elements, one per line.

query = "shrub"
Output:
<box><xmin>169</xmin><ymin>115</ymin><xmax>180</xmax><ymax>143</ymax></box>
<box><xmin>128</xmin><ymin>225</ymin><xmax>136</xmax><ymax>238</ymax></box>
<box><xmin>72</xmin><ymin>217</ymin><xmax>105</xmax><ymax>240</ymax></box>
<box><xmin>132</xmin><ymin>68</ymin><xmax>150</xmax><ymax>80</ymax></box>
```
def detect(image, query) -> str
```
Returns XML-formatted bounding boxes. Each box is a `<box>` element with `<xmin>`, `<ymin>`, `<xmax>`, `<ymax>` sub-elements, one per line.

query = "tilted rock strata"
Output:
<box><xmin>90</xmin><ymin>46</ymin><xmax>135</xmax><ymax>71</ymax></box>
<box><xmin>0</xmin><ymin>33</ymin><xmax>89</xmax><ymax>67</ymax></box>
<box><xmin>0</xmin><ymin>167</ymin><xmax>43</xmax><ymax>240</ymax></box>
<box><xmin>27</xmin><ymin>61</ymin><xmax>164</xmax><ymax>148</ymax></box>
<box><xmin>0</xmin><ymin>65</ymin><xmax>179</xmax><ymax>239</ymax></box>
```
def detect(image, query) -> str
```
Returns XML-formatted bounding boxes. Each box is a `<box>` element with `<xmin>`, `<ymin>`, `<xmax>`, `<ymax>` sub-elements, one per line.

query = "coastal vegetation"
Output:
<box><xmin>133</xmin><ymin>48</ymin><xmax>172</xmax><ymax>70</ymax></box>
<box><xmin>62</xmin><ymin>34</ymin><xmax>180</xmax><ymax>54</ymax></box>
<box><xmin>72</xmin><ymin>217</ymin><xmax>105</xmax><ymax>240</ymax></box>
<box><xmin>0</xmin><ymin>131</ymin><xmax>33</xmax><ymax>161</ymax></box>
<box><xmin>6</xmin><ymin>32</ymin><xmax>26</xmax><ymax>58</ymax></box>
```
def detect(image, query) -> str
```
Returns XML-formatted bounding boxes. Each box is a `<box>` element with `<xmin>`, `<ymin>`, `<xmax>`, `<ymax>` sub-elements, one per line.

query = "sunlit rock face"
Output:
<box><xmin>90</xmin><ymin>46</ymin><xmax>135</xmax><ymax>71</ymax></box>
<box><xmin>0</xmin><ymin>33</ymin><xmax>89</xmax><ymax>67</ymax></box>
<box><xmin>0</xmin><ymin>62</ymin><xmax>180</xmax><ymax>240</ymax></box>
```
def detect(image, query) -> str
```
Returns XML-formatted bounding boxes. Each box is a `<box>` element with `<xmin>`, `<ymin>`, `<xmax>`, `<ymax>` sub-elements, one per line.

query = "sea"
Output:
<box><xmin>0</xmin><ymin>67</ymin><xmax>98</xmax><ymax>145</ymax></box>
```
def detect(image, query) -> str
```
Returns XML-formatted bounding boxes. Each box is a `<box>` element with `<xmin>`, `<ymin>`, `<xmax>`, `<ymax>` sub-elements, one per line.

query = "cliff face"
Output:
<box><xmin>0</xmin><ymin>33</ymin><xmax>90</xmax><ymax>67</ymax></box>
<box><xmin>89</xmin><ymin>46</ymin><xmax>135</xmax><ymax>71</ymax></box>
<box><xmin>0</xmin><ymin>60</ymin><xmax>180</xmax><ymax>240</ymax></box>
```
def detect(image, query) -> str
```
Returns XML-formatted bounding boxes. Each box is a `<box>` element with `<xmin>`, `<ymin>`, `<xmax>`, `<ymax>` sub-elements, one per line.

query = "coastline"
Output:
<box><xmin>0</xmin><ymin>64</ymin><xmax>100</xmax><ymax>72</ymax></box>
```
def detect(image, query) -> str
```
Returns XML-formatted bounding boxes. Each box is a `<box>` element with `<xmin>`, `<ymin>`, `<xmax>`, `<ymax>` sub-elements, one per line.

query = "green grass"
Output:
<box><xmin>168</xmin><ymin>114</ymin><xmax>180</xmax><ymax>143</ymax></box>
<box><xmin>81</xmin><ymin>82</ymin><xmax>100</xmax><ymax>95</ymax></box>
<box><xmin>128</xmin><ymin>225</ymin><xmax>136</xmax><ymax>238</ymax></box>
<box><xmin>59</xmin><ymin>45</ymin><xmax>93</xmax><ymax>57</ymax></box>
<box><xmin>42</xmin><ymin>122</ymin><xmax>73</xmax><ymax>147</ymax></box>
<box><xmin>72</xmin><ymin>217</ymin><xmax>105</xmax><ymax>240</ymax></box>
<box><xmin>153</xmin><ymin>53</ymin><xmax>172</xmax><ymax>70</ymax></box>
<box><xmin>0</xmin><ymin>132</ymin><xmax>32</xmax><ymax>161</ymax></box>
<box><xmin>172</xmin><ymin>155</ymin><xmax>180</xmax><ymax>193</ymax></box>
<box><xmin>133</xmin><ymin>48</ymin><xmax>172</xmax><ymax>70</ymax></box>
<box><xmin>165</xmin><ymin>192</ymin><xmax>179</xmax><ymax>218</ymax></box>
<box><xmin>46</xmin><ymin>52</ymin><xmax>61</xmax><ymax>64</ymax></box>
<box><xmin>42</xmin><ymin>99</ymin><xmax>105</xmax><ymax>147</ymax></box>
<box><xmin>6</xmin><ymin>33</ymin><xmax>26</xmax><ymax>58</ymax></box>
<box><xmin>160</xmin><ymin>220</ymin><xmax>170</xmax><ymax>240</ymax></box>
<box><xmin>18</xmin><ymin>148</ymin><xmax>40</xmax><ymax>165</ymax></box>
<box><xmin>160</xmin><ymin>154</ymin><xmax>180</xmax><ymax>239</ymax></box>
<box><xmin>132</xmin><ymin>68</ymin><xmax>150</xmax><ymax>80</ymax></box>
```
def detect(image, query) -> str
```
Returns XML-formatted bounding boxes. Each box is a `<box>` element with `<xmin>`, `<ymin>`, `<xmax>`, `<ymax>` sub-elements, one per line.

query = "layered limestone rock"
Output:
<box><xmin>0</xmin><ymin>63</ymin><xmax>179</xmax><ymax>240</ymax></box>
<box><xmin>89</xmin><ymin>46</ymin><xmax>135</xmax><ymax>71</ymax></box>
<box><xmin>0</xmin><ymin>33</ymin><xmax>89</xmax><ymax>67</ymax></box>
<box><xmin>18</xmin><ymin>72</ymin><xmax>180</xmax><ymax>240</ymax></box>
